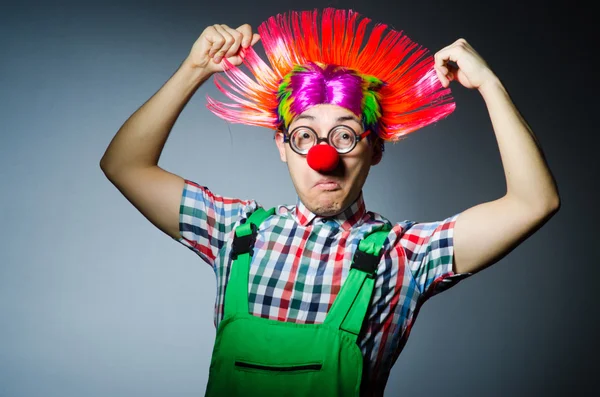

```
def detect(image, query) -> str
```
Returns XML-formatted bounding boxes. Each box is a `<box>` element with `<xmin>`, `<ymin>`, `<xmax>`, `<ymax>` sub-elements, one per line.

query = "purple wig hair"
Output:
<box><xmin>277</xmin><ymin>63</ymin><xmax>384</xmax><ymax>138</ymax></box>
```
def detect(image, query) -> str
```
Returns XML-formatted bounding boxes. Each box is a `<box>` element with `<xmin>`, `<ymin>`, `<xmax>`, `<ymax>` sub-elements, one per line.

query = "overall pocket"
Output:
<box><xmin>234</xmin><ymin>360</ymin><xmax>323</xmax><ymax>373</ymax></box>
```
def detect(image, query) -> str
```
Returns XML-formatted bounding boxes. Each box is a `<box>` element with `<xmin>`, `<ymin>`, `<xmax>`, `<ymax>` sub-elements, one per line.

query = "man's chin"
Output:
<box><xmin>312</xmin><ymin>206</ymin><xmax>341</xmax><ymax>217</ymax></box>
<box><xmin>307</xmin><ymin>196</ymin><xmax>345</xmax><ymax>217</ymax></box>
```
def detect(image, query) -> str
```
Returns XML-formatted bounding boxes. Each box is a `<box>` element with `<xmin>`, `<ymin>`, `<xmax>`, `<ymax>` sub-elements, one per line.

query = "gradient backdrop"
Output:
<box><xmin>1</xmin><ymin>1</ymin><xmax>596</xmax><ymax>396</ymax></box>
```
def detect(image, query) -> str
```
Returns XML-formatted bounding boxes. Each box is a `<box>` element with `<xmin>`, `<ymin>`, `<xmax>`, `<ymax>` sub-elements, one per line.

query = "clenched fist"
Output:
<box><xmin>434</xmin><ymin>38</ymin><xmax>498</xmax><ymax>91</ymax></box>
<box><xmin>186</xmin><ymin>23</ymin><xmax>260</xmax><ymax>75</ymax></box>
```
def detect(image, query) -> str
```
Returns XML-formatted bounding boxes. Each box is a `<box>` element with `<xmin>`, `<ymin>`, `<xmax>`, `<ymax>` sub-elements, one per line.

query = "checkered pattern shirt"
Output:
<box><xmin>175</xmin><ymin>179</ymin><xmax>471</xmax><ymax>396</ymax></box>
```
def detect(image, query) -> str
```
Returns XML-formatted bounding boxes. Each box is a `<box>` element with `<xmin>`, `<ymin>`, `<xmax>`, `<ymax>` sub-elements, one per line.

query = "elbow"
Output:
<box><xmin>99</xmin><ymin>157</ymin><xmax>107</xmax><ymax>173</ymax></box>
<box><xmin>544</xmin><ymin>182</ymin><xmax>561</xmax><ymax>215</ymax></box>
<box><xmin>539</xmin><ymin>196</ymin><xmax>560</xmax><ymax>227</ymax></box>
<box><xmin>547</xmin><ymin>194</ymin><xmax>561</xmax><ymax>215</ymax></box>
<box><xmin>509</xmin><ymin>191</ymin><xmax>561</xmax><ymax>221</ymax></box>
<box><xmin>99</xmin><ymin>156</ymin><xmax>112</xmax><ymax>177</ymax></box>
<box><xmin>99</xmin><ymin>155</ymin><xmax>119</xmax><ymax>181</ymax></box>
<box><xmin>547</xmin><ymin>178</ymin><xmax>562</xmax><ymax>214</ymax></box>
<box><xmin>99</xmin><ymin>151</ymin><xmax>125</xmax><ymax>179</ymax></box>
<box><xmin>534</xmin><ymin>193</ymin><xmax>561</xmax><ymax>221</ymax></box>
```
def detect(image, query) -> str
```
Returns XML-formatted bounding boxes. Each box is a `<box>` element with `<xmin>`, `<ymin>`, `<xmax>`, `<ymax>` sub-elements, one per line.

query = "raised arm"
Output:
<box><xmin>100</xmin><ymin>24</ymin><xmax>259</xmax><ymax>239</ymax></box>
<box><xmin>434</xmin><ymin>39</ymin><xmax>561</xmax><ymax>275</ymax></box>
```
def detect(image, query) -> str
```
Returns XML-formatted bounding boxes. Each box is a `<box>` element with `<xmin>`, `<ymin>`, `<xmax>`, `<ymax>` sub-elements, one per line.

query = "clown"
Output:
<box><xmin>100</xmin><ymin>7</ymin><xmax>560</xmax><ymax>397</ymax></box>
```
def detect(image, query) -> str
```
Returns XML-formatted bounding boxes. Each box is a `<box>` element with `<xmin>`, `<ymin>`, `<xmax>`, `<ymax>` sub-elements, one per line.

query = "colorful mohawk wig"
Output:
<box><xmin>206</xmin><ymin>8</ymin><xmax>455</xmax><ymax>141</ymax></box>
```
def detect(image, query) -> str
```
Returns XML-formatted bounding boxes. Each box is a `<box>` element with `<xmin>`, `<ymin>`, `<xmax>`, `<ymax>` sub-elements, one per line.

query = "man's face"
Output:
<box><xmin>275</xmin><ymin>104</ymin><xmax>382</xmax><ymax>217</ymax></box>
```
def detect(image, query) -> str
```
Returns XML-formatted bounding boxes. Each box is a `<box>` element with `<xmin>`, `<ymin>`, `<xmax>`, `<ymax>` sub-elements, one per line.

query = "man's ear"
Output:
<box><xmin>274</xmin><ymin>131</ymin><xmax>287</xmax><ymax>163</ymax></box>
<box><xmin>371</xmin><ymin>140</ymin><xmax>383</xmax><ymax>166</ymax></box>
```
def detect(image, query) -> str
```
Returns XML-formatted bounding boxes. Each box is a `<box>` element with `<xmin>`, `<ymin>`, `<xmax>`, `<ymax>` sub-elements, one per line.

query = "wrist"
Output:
<box><xmin>477</xmin><ymin>73</ymin><xmax>504</xmax><ymax>97</ymax></box>
<box><xmin>180</xmin><ymin>56</ymin><xmax>213</xmax><ymax>85</ymax></box>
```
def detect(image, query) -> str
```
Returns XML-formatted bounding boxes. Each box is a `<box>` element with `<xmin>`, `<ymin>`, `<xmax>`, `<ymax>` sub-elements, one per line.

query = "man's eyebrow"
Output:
<box><xmin>336</xmin><ymin>115</ymin><xmax>361</xmax><ymax>124</ymax></box>
<box><xmin>295</xmin><ymin>115</ymin><xmax>315</xmax><ymax>121</ymax></box>
<box><xmin>293</xmin><ymin>114</ymin><xmax>360</xmax><ymax>123</ymax></box>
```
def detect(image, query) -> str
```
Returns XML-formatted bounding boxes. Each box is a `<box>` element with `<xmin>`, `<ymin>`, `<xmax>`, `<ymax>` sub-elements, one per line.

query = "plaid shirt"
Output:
<box><xmin>175</xmin><ymin>179</ymin><xmax>471</xmax><ymax>396</ymax></box>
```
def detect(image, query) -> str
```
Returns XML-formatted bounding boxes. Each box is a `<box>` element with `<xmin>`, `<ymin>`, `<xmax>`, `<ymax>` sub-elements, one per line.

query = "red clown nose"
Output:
<box><xmin>306</xmin><ymin>144</ymin><xmax>339</xmax><ymax>172</ymax></box>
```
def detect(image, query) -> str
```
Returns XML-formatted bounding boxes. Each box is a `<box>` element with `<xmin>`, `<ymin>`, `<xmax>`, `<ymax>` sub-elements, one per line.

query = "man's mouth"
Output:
<box><xmin>314</xmin><ymin>179</ymin><xmax>341</xmax><ymax>190</ymax></box>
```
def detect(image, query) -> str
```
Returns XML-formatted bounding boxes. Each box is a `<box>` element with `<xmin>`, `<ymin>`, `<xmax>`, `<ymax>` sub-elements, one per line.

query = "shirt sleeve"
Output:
<box><xmin>400</xmin><ymin>213</ymin><xmax>472</xmax><ymax>299</ymax></box>
<box><xmin>174</xmin><ymin>179</ymin><xmax>256</xmax><ymax>268</ymax></box>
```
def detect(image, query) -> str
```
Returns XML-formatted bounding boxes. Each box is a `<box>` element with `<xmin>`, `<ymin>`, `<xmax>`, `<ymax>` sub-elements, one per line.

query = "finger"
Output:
<box><xmin>433</xmin><ymin>42</ymin><xmax>454</xmax><ymax>68</ymax></box>
<box><xmin>250</xmin><ymin>33</ymin><xmax>260</xmax><ymax>46</ymax></box>
<box><xmin>434</xmin><ymin>46</ymin><xmax>460</xmax><ymax>69</ymax></box>
<box><xmin>205</xmin><ymin>27</ymin><xmax>226</xmax><ymax>58</ymax></box>
<box><xmin>437</xmin><ymin>65</ymin><xmax>449</xmax><ymax>76</ymax></box>
<box><xmin>434</xmin><ymin>45</ymin><xmax>464</xmax><ymax>86</ymax></box>
<box><xmin>221</xmin><ymin>24</ymin><xmax>244</xmax><ymax>57</ymax></box>
<box><xmin>433</xmin><ymin>54</ymin><xmax>449</xmax><ymax>87</ymax></box>
<box><xmin>212</xmin><ymin>24</ymin><xmax>234</xmax><ymax>62</ymax></box>
<box><xmin>434</xmin><ymin>66</ymin><xmax>449</xmax><ymax>88</ymax></box>
<box><xmin>235</xmin><ymin>23</ymin><xmax>253</xmax><ymax>48</ymax></box>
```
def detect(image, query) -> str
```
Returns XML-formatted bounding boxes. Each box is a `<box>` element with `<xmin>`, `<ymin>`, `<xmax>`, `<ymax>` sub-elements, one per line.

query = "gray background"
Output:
<box><xmin>1</xmin><ymin>0</ymin><xmax>596</xmax><ymax>396</ymax></box>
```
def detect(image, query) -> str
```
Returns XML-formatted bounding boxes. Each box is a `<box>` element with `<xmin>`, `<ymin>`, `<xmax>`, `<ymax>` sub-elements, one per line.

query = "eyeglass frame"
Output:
<box><xmin>281</xmin><ymin>124</ymin><xmax>372</xmax><ymax>155</ymax></box>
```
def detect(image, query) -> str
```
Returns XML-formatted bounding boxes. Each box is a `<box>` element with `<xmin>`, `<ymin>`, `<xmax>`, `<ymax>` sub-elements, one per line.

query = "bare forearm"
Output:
<box><xmin>479</xmin><ymin>77</ymin><xmax>560</xmax><ymax>212</ymax></box>
<box><xmin>100</xmin><ymin>57</ymin><xmax>211</xmax><ymax>174</ymax></box>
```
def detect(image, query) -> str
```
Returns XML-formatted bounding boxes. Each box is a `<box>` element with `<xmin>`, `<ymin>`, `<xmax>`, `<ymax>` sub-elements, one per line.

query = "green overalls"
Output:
<box><xmin>205</xmin><ymin>207</ymin><xmax>389</xmax><ymax>397</ymax></box>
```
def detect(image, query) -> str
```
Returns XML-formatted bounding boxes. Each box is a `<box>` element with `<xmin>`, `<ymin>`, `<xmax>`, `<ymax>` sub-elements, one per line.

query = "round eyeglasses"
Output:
<box><xmin>283</xmin><ymin>125</ymin><xmax>371</xmax><ymax>155</ymax></box>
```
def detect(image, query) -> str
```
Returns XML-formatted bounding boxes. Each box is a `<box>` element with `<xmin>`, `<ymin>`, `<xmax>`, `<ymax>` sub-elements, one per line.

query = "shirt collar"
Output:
<box><xmin>289</xmin><ymin>192</ymin><xmax>367</xmax><ymax>231</ymax></box>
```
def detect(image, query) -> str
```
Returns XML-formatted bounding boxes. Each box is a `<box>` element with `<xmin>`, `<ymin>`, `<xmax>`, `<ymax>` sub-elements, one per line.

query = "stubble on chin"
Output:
<box><xmin>305</xmin><ymin>194</ymin><xmax>343</xmax><ymax>217</ymax></box>
<box><xmin>312</xmin><ymin>204</ymin><xmax>340</xmax><ymax>217</ymax></box>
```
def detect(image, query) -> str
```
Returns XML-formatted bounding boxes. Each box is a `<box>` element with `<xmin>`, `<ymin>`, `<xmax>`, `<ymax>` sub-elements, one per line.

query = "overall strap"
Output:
<box><xmin>324</xmin><ymin>227</ymin><xmax>389</xmax><ymax>341</ymax></box>
<box><xmin>224</xmin><ymin>207</ymin><xmax>275</xmax><ymax>319</ymax></box>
